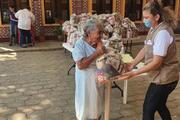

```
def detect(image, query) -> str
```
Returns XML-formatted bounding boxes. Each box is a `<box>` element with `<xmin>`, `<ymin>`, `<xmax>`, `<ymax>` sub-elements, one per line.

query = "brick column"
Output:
<box><xmin>72</xmin><ymin>0</ymin><xmax>88</xmax><ymax>15</ymax></box>
<box><xmin>31</xmin><ymin>0</ymin><xmax>42</xmax><ymax>36</ymax></box>
<box><xmin>116</xmin><ymin>0</ymin><xmax>121</xmax><ymax>14</ymax></box>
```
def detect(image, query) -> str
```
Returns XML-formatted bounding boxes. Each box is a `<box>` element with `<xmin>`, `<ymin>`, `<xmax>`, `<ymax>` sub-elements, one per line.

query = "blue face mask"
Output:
<box><xmin>143</xmin><ymin>19</ymin><xmax>152</xmax><ymax>28</ymax></box>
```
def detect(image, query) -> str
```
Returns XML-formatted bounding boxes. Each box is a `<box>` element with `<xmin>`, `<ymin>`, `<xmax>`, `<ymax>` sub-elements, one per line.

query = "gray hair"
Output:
<box><xmin>83</xmin><ymin>19</ymin><xmax>103</xmax><ymax>38</ymax></box>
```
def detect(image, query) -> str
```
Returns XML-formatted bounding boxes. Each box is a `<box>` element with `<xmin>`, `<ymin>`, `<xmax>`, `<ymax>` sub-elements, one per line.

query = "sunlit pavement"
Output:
<box><xmin>0</xmin><ymin>40</ymin><xmax>179</xmax><ymax>120</ymax></box>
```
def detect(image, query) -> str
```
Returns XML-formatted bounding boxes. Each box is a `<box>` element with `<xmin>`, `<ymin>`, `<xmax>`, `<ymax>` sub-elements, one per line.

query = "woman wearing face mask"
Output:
<box><xmin>116</xmin><ymin>0</ymin><xmax>179</xmax><ymax>120</ymax></box>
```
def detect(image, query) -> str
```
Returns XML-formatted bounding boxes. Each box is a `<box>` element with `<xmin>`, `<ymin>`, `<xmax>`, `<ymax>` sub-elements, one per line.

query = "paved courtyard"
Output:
<box><xmin>0</xmin><ymin>41</ymin><xmax>179</xmax><ymax>120</ymax></box>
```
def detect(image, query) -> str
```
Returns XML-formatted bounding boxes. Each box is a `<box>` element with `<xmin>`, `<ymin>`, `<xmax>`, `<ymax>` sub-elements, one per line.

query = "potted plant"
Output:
<box><xmin>54</xmin><ymin>25</ymin><xmax>63</xmax><ymax>40</ymax></box>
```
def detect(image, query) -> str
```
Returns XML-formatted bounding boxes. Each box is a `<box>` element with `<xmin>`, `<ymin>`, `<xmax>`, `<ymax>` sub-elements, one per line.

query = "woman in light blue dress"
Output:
<box><xmin>72</xmin><ymin>19</ymin><xmax>105</xmax><ymax>120</ymax></box>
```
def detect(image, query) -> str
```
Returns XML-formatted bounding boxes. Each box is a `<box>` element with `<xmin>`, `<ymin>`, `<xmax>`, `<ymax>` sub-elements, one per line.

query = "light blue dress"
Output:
<box><xmin>72</xmin><ymin>38</ymin><xmax>104</xmax><ymax>120</ymax></box>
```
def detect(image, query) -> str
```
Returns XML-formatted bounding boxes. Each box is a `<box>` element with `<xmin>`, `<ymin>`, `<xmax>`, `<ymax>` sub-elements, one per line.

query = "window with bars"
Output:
<box><xmin>0</xmin><ymin>0</ymin><xmax>29</xmax><ymax>25</ymax></box>
<box><xmin>125</xmin><ymin>0</ymin><xmax>143</xmax><ymax>21</ymax></box>
<box><xmin>161</xmin><ymin>0</ymin><xmax>175</xmax><ymax>10</ymax></box>
<box><xmin>0</xmin><ymin>0</ymin><xmax>9</xmax><ymax>24</ymax></box>
<box><xmin>44</xmin><ymin>0</ymin><xmax>69</xmax><ymax>24</ymax></box>
<box><xmin>92</xmin><ymin>0</ymin><xmax>112</xmax><ymax>14</ymax></box>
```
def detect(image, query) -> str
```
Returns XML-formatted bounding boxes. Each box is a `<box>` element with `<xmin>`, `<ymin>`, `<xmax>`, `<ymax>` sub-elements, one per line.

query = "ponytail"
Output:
<box><xmin>162</xmin><ymin>7</ymin><xmax>177</xmax><ymax>29</ymax></box>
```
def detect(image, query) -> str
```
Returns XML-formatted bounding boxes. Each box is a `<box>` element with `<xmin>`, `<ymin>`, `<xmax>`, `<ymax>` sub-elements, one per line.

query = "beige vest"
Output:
<box><xmin>145</xmin><ymin>22</ymin><xmax>179</xmax><ymax>85</ymax></box>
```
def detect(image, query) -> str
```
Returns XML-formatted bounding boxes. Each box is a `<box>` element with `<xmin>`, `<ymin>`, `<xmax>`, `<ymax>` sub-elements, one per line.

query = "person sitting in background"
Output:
<box><xmin>15</xmin><ymin>6</ymin><xmax>35</xmax><ymax>48</ymax></box>
<box><xmin>8</xmin><ymin>5</ymin><xmax>18</xmax><ymax>46</ymax></box>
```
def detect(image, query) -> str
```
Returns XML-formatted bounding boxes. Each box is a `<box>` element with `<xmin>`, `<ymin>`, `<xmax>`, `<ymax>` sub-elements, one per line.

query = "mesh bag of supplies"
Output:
<box><xmin>96</xmin><ymin>49</ymin><xmax>125</xmax><ymax>82</ymax></box>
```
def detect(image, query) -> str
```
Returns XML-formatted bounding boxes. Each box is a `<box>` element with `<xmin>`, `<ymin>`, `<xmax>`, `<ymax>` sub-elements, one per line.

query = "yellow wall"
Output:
<box><xmin>69</xmin><ymin>0</ymin><xmax>73</xmax><ymax>16</ymax></box>
<box><xmin>88</xmin><ymin>0</ymin><xmax>92</xmax><ymax>14</ymax></box>
<box><xmin>175</xmin><ymin>0</ymin><xmax>180</xmax><ymax>20</ymax></box>
<box><xmin>120</xmin><ymin>0</ymin><xmax>125</xmax><ymax>17</ymax></box>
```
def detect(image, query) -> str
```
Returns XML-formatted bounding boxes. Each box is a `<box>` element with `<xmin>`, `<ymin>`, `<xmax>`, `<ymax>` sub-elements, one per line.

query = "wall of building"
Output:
<box><xmin>0</xmin><ymin>0</ymin><xmax>179</xmax><ymax>41</ymax></box>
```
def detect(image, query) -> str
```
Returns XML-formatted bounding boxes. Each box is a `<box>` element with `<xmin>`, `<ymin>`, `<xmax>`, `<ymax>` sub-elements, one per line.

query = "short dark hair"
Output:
<box><xmin>22</xmin><ymin>5</ymin><xmax>31</xmax><ymax>10</ymax></box>
<box><xmin>26</xmin><ymin>6</ymin><xmax>31</xmax><ymax>10</ymax></box>
<box><xmin>9</xmin><ymin>5</ymin><xmax>15</xmax><ymax>9</ymax></box>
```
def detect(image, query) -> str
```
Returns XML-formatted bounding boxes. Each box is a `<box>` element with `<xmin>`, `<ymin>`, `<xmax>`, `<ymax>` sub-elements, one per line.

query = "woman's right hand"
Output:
<box><xmin>124</xmin><ymin>63</ymin><xmax>135</xmax><ymax>72</ymax></box>
<box><xmin>96</xmin><ymin>42</ymin><xmax>105</xmax><ymax>56</ymax></box>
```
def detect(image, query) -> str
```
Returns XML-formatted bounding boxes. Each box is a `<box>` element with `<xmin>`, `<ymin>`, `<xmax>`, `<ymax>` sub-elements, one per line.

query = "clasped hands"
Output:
<box><xmin>111</xmin><ymin>63</ymin><xmax>138</xmax><ymax>80</ymax></box>
<box><xmin>95</xmin><ymin>41</ymin><xmax>138</xmax><ymax>84</ymax></box>
<box><xmin>98</xmin><ymin>62</ymin><xmax>138</xmax><ymax>84</ymax></box>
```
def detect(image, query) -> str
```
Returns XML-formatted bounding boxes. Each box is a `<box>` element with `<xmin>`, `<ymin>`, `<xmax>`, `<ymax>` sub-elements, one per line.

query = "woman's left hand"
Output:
<box><xmin>121</xmin><ymin>71</ymin><xmax>137</xmax><ymax>79</ymax></box>
<box><xmin>110</xmin><ymin>71</ymin><xmax>138</xmax><ymax>81</ymax></box>
<box><xmin>96</xmin><ymin>41</ymin><xmax>105</xmax><ymax>56</ymax></box>
<box><xmin>98</xmin><ymin>79</ymin><xmax>109</xmax><ymax>84</ymax></box>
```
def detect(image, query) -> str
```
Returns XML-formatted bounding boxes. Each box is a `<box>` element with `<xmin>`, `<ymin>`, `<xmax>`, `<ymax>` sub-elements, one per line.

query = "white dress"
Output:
<box><xmin>72</xmin><ymin>38</ymin><xmax>104</xmax><ymax>120</ymax></box>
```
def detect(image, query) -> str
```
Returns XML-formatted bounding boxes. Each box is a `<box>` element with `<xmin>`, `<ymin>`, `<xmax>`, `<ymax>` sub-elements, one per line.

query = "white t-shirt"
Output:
<box><xmin>15</xmin><ymin>9</ymin><xmax>35</xmax><ymax>30</ymax></box>
<box><xmin>153</xmin><ymin>30</ymin><xmax>173</xmax><ymax>57</ymax></box>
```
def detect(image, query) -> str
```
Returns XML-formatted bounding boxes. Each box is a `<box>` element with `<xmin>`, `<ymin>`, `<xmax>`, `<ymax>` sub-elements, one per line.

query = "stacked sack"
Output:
<box><xmin>62</xmin><ymin>13</ymin><xmax>138</xmax><ymax>48</ymax></box>
<box><xmin>96</xmin><ymin>48</ymin><xmax>125</xmax><ymax>82</ymax></box>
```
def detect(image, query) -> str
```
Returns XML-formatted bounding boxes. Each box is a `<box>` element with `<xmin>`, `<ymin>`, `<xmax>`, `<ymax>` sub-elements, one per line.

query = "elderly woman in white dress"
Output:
<box><xmin>72</xmin><ymin>19</ymin><xmax>105</xmax><ymax>120</ymax></box>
